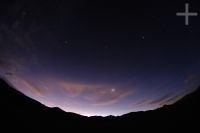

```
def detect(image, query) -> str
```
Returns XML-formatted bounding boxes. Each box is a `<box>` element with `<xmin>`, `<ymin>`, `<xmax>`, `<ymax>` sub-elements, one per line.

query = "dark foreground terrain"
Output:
<box><xmin>0</xmin><ymin>78</ymin><xmax>199</xmax><ymax>130</ymax></box>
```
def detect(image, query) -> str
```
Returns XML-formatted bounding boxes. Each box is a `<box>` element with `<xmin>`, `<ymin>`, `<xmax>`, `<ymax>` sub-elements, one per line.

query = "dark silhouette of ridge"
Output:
<box><xmin>0</xmin><ymin>78</ymin><xmax>199</xmax><ymax>130</ymax></box>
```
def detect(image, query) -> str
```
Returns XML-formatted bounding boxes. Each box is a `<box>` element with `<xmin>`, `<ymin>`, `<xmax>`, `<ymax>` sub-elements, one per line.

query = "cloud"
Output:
<box><xmin>161</xmin><ymin>95</ymin><xmax>180</xmax><ymax>105</ymax></box>
<box><xmin>59</xmin><ymin>81</ymin><xmax>90</xmax><ymax>97</ymax></box>
<box><xmin>185</xmin><ymin>74</ymin><xmax>200</xmax><ymax>87</ymax></box>
<box><xmin>12</xmin><ymin>75</ymin><xmax>135</xmax><ymax>107</ymax></box>
<box><xmin>160</xmin><ymin>85</ymin><xmax>199</xmax><ymax>106</ymax></box>
<box><xmin>149</xmin><ymin>93</ymin><xmax>174</xmax><ymax>105</ymax></box>
<box><xmin>130</xmin><ymin>99</ymin><xmax>149</xmax><ymax>107</ymax></box>
<box><xmin>14</xmin><ymin>77</ymin><xmax>43</xmax><ymax>97</ymax></box>
<box><xmin>85</xmin><ymin>87</ymin><xmax>134</xmax><ymax>106</ymax></box>
<box><xmin>52</xmin><ymin>78</ymin><xmax>134</xmax><ymax>106</ymax></box>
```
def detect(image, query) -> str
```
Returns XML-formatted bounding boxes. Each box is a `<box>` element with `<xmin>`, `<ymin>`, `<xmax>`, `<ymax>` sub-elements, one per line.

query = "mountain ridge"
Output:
<box><xmin>0</xmin><ymin>78</ymin><xmax>199</xmax><ymax>130</ymax></box>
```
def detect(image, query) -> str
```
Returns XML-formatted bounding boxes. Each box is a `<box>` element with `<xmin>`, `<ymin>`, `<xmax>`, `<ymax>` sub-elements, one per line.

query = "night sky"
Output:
<box><xmin>0</xmin><ymin>0</ymin><xmax>200</xmax><ymax>116</ymax></box>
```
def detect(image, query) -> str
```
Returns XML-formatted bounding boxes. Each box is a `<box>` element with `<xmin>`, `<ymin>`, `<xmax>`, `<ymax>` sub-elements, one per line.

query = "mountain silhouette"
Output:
<box><xmin>0</xmin><ymin>78</ymin><xmax>199</xmax><ymax>130</ymax></box>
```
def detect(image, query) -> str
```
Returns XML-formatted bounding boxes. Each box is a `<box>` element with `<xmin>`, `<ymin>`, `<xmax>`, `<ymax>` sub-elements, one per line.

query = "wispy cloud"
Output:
<box><xmin>160</xmin><ymin>85</ymin><xmax>199</xmax><ymax>106</ymax></box>
<box><xmin>85</xmin><ymin>87</ymin><xmax>134</xmax><ymax>106</ymax></box>
<box><xmin>56</xmin><ymin>79</ymin><xmax>135</xmax><ymax>106</ymax></box>
<box><xmin>59</xmin><ymin>81</ymin><xmax>90</xmax><ymax>97</ymax></box>
<box><xmin>160</xmin><ymin>95</ymin><xmax>180</xmax><ymax>105</ymax></box>
<box><xmin>7</xmin><ymin>74</ymin><xmax>135</xmax><ymax>107</ymax></box>
<box><xmin>130</xmin><ymin>99</ymin><xmax>149</xmax><ymax>107</ymax></box>
<box><xmin>185</xmin><ymin>73</ymin><xmax>200</xmax><ymax>87</ymax></box>
<box><xmin>148</xmin><ymin>93</ymin><xmax>173</xmax><ymax>105</ymax></box>
<box><xmin>13</xmin><ymin>76</ymin><xmax>43</xmax><ymax>97</ymax></box>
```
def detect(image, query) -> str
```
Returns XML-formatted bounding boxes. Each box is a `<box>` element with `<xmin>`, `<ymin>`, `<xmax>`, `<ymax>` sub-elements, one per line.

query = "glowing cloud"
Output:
<box><xmin>85</xmin><ymin>87</ymin><xmax>134</xmax><ymax>106</ymax></box>
<box><xmin>10</xmin><ymin>76</ymin><xmax>43</xmax><ymax>97</ymax></box>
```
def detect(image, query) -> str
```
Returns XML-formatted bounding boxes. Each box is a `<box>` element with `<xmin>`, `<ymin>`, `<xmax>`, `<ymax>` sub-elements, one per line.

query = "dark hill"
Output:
<box><xmin>0</xmin><ymin>78</ymin><xmax>199</xmax><ymax>130</ymax></box>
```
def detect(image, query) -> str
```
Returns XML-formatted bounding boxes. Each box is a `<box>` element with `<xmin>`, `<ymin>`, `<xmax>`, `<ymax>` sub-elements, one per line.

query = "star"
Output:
<box><xmin>111</xmin><ymin>88</ymin><xmax>116</xmax><ymax>93</ymax></box>
<box><xmin>142</xmin><ymin>36</ymin><xmax>145</xmax><ymax>40</ymax></box>
<box><xmin>64</xmin><ymin>40</ymin><xmax>68</xmax><ymax>44</ymax></box>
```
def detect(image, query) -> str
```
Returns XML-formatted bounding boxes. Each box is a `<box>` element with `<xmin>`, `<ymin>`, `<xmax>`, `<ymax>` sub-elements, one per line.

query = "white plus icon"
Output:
<box><xmin>176</xmin><ymin>3</ymin><xmax>198</xmax><ymax>25</ymax></box>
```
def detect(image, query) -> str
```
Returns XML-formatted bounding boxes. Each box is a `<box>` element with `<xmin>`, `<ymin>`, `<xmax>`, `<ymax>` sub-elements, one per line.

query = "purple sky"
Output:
<box><xmin>0</xmin><ymin>0</ymin><xmax>200</xmax><ymax>116</ymax></box>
